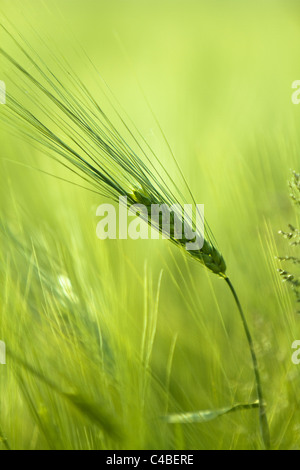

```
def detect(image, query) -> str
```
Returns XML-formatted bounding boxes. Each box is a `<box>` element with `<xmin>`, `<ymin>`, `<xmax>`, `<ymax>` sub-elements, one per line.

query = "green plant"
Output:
<box><xmin>0</xmin><ymin>26</ymin><xmax>270</xmax><ymax>449</ymax></box>
<box><xmin>278</xmin><ymin>171</ymin><xmax>300</xmax><ymax>312</ymax></box>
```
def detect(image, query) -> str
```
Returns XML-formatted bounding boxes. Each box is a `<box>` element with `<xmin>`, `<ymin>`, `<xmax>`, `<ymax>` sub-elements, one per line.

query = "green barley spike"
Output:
<box><xmin>0</xmin><ymin>26</ymin><xmax>270</xmax><ymax>449</ymax></box>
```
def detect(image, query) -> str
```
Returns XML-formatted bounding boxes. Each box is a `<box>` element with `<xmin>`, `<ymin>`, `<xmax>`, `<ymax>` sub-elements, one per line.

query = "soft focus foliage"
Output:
<box><xmin>0</xmin><ymin>0</ymin><xmax>300</xmax><ymax>450</ymax></box>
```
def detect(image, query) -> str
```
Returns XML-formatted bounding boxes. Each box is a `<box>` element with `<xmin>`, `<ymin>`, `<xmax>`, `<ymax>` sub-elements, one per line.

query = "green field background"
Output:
<box><xmin>0</xmin><ymin>0</ymin><xmax>300</xmax><ymax>450</ymax></box>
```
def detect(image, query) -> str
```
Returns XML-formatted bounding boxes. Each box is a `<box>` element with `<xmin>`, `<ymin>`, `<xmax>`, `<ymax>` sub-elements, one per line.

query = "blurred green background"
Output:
<box><xmin>0</xmin><ymin>0</ymin><xmax>300</xmax><ymax>450</ymax></box>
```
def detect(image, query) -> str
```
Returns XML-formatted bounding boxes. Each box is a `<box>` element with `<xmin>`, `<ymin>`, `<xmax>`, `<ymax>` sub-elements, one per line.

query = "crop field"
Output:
<box><xmin>0</xmin><ymin>0</ymin><xmax>300</xmax><ymax>450</ymax></box>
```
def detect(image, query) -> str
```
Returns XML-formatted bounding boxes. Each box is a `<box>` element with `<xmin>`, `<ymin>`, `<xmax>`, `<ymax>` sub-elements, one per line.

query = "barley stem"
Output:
<box><xmin>224</xmin><ymin>276</ymin><xmax>270</xmax><ymax>450</ymax></box>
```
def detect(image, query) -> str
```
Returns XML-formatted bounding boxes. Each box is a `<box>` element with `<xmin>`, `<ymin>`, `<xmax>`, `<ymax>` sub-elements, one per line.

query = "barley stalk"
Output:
<box><xmin>0</xmin><ymin>27</ymin><xmax>270</xmax><ymax>449</ymax></box>
<box><xmin>224</xmin><ymin>278</ymin><xmax>270</xmax><ymax>450</ymax></box>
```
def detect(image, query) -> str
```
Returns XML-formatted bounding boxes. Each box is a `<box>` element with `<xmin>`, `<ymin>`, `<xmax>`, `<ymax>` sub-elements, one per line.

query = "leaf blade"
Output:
<box><xmin>163</xmin><ymin>401</ymin><xmax>260</xmax><ymax>424</ymax></box>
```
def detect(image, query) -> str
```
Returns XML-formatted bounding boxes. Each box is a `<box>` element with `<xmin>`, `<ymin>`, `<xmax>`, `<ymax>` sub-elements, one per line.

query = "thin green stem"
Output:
<box><xmin>224</xmin><ymin>276</ymin><xmax>270</xmax><ymax>450</ymax></box>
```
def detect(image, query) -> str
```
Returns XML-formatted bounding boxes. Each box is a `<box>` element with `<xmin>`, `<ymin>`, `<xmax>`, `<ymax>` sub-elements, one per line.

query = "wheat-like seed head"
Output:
<box><xmin>0</xmin><ymin>26</ymin><xmax>226</xmax><ymax>277</ymax></box>
<box><xmin>131</xmin><ymin>187</ymin><xmax>226</xmax><ymax>275</ymax></box>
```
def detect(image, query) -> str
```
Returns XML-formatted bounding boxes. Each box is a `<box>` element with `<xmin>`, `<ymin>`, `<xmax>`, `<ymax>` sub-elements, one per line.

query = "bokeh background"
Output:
<box><xmin>0</xmin><ymin>0</ymin><xmax>300</xmax><ymax>450</ymax></box>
